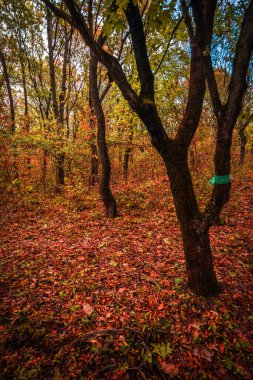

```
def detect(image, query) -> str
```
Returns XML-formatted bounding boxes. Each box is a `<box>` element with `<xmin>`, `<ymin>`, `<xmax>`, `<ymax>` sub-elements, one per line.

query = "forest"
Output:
<box><xmin>0</xmin><ymin>0</ymin><xmax>252</xmax><ymax>378</ymax></box>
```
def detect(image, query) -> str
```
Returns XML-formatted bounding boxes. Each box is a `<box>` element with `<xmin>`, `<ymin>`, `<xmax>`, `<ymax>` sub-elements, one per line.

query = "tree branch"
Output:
<box><xmin>180</xmin><ymin>0</ymin><xmax>195</xmax><ymax>43</ymax></box>
<box><xmin>176</xmin><ymin>0</ymin><xmax>218</xmax><ymax>146</ymax></box>
<box><xmin>205</xmin><ymin>57</ymin><xmax>224</xmax><ymax>120</ymax></box>
<box><xmin>154</xmin><ymin>16</ymin><xmax>183</xmax><ymax>76</ymax></box>
<box><xmin>41</xmin><ymin>0</ymin><xmax>72</xmax><ymax>24</ymax></box>
<box><xmin>224</xmin><ymin>0</ymin><xmax>253</xmax><ymax>131</ymax></box>
<box><xmin>124</xmin><ymin>0</ymin><xmax>154</xmax><ymax>100</ymax></box>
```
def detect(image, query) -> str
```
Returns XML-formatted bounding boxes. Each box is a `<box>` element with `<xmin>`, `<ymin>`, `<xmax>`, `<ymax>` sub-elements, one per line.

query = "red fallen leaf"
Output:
<box><xmin>220</xmin><ymin>342</ymin><xmax>226</xmax><ymax>354</ymax></box>
<box><xmin>158</xmin><ymin>303</ymin><xmax>164</xmax><ymax>310</ymax></box>
<box><xmin>159</xmin><ymin>360</ymin><xmax>179</xmax><ymax>377</ymax></box>
<box><xmin>82</xmin><ymin>303</ymin><xmax>94</xmax><ymax>316</ymax></box>
<box><xmin>78</xmin><ymin>256</ymin><xmax>85</xmax><ymax>261</ymax></box>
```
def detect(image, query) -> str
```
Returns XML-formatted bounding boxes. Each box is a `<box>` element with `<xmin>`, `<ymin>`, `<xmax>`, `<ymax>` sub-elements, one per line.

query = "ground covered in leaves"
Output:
<box><xmin>0</xmin><ymin>174</ymin><xmax>252</xmax><ymax>379</ymax></box>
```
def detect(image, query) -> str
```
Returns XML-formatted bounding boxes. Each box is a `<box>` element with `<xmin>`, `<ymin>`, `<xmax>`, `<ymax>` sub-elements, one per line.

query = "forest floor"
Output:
<box><xmin>0</xmin><ymin>172</ymin><xmax>252</xmax><ymax>379</ymax></box>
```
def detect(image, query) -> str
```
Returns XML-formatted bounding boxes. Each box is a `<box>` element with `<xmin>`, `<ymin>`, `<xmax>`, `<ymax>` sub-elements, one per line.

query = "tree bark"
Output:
<box><xmin>164</xmin><ymin>143</ymin><xmax>220</xmax><ymax>296</ymax></box>
<box><xmin>238</xmin><ymin>122</ymin><xmax>247</xmax><ymax>166</ymax></box>
<box><xmin>0</xmin><ymin>50</ymin><xmax>15</xmax><ymax>134</ymax></box>
<box><xmin>89</xmin><ymin>52</ymin><xmax>117</xmax><ymax>217</ymax></box>
<box><xmin>0</xmin><ymin>50</ymin><xmax>18</xmax><ymax>179</ymax></box>
<box><xmin>46</xmin><ymin>7</ymin><xmax>67</xmax><ymax>193</ymax></box>
<box><xmin>88</xmin><ymin>95</ymin><xmax>99</xmax><ymax>188</ymax></box>
<box><xmin>21</xmin><ymin>60</ymin><xmax>29</xmax><ymax>132</ymax></box>
<box><xmin>123</xmin><ymin>121</ymin><xmax>134</xmax><ymax>181</ymax></box>
<box><xmin>182</xmin><ymin>228</ymin><xmax>221</xmax><ymax>296</ymax></box>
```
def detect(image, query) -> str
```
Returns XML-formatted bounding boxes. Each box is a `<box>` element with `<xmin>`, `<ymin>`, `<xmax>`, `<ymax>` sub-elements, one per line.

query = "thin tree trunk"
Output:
<box><xmin>47</xmin><ymin>8</ymin><xmax>62</xmax><ymax>193</ymax></box>
<box><xmin>21</xmin><ymin>60</ymin><xmax>31</xmax><ymax>172</ymax></box>
<box><xmin>0</xmin><ymin>50</ymin><xmax>18</xmax><ymax>179</ymax></box>
<box><xmin>238</xmin><ymin>121</ymin><xmax>247</xmax><ymax>166</ymax></box>
<box><xmin>46</xmin><ymin>8</ymin><xmax>59</xmax><ymax>121</ymax></box>
<box><xmin>21</xmin><ymin>60</ymin><xmax>29</xmax><ymax>132</ymax></box>
<box><xmin>0</xmin><ymin>51</ymin><xmax>15</xmax><ymax>133</ymax></box>
<box><xmin>88</xmin><ymin>99</ymin><xmax>99</xmax><ymax>189</ymax></box>
<box><xmin>47</xmin><ymin>8</ymin><xmax>70</xmax><ymax>193</ymax></box>
<box><xmin>42</xmin><ymin>151</ymin><xmax>47</xmax><ymax>191</ymax></box>
<box><xmin>123</xmin><ymin>121</ymin><xmax>134</xmax><ymax>181</ymax></box>
<box><xmin>89</xmin><ymin>52</ymin><xmax>117</xmax><ymax>217</ymax></box>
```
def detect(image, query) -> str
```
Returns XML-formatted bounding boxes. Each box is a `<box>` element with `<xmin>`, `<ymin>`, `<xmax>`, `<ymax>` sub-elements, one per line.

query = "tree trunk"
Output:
<box><xmin>55</xmin><ymin>153</ymin><xmax>65</xmax><ymax>191</ymax></box>
<box><xmin>89</xmin><ymin>139</ymin><xmax>99</xmax><ymax>189</ymax></box>
<box><xmin>47</xmin><ymin>7</ymin><xmax>66</xmax><ymax>193</ymax></box>
<box><xmin>89</xmin><ymin>52</ymin><xmax>117</xmax><ymax>217</ymax></box>
<box><xmin>238</xmin><ymin>122</ymin><xmax>247</xmax><ymax>166</ymax></box>
<box><xmin>165</xmin><ymin>145</ymin><xmax>220</xmax><ymax>296</ymax></box>
<box><xmin>181</xmin><ymin>229</ymin><xmax>221</xmax><ymax>296</ymax></box>
<box><xmin>0</xmin><ymin>50</ymin><xmax>18</xmax><ymax>179</ymax></box>
<box><xmin>42</xmin><ymin>150</ymin><xmax>47</xmax><ymax>191</ymax></box>
<box><xmin>21</xmin><ymin>60</ymin><xmax>29</xmax><ymax>132</ymax></box>
<box><xmin>123</xmin><ymin>122</ymin><xmax>133</xmax><ymax>181</ymax></box>
<box><xmin>0</xmin><ymin>50</ymin><xmax>15</xmax><ymax>134</ymax></box>
<box><xmin>88</xmin><ymin>99</ymin><xmax>98</xmax><ymax>189</ymax></box>
<box><xmin>21</xmin><ymin>59</ymin><xmax>31</xmax><ymax>172</ymax></box>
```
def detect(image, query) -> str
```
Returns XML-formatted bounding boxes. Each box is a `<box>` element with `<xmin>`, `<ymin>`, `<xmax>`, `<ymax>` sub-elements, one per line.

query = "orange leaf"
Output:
<box><xmin>159</xmin><ymin>360</ymin><xmax>179</xmax><ymax>377</ymax></box>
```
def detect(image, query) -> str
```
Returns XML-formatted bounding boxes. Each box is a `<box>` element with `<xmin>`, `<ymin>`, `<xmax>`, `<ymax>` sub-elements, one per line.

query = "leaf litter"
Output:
<box><xmin>0</xmin><ymin>176</ymin><xmax>252</xmax><ymax>379</ymax></box>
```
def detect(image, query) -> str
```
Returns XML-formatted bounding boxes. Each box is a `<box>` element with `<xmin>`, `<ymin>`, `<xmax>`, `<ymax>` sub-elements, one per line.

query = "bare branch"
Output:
<box><xmin>154</xmin><ymin>16</ymin><xmax>183</xmax><ymax>76</ymax></box>
<box><xmin>41</xmin><ymin>0</ymin><xmax>72</xmax><ymax>24</ymax></box>
<box><xmin>124</xmin><ymin>0</ymin><xmax>154</xmax><ymax>100</ymax></box>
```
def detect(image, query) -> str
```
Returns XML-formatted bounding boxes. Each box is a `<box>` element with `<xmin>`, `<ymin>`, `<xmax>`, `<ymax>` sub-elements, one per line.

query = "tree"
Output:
<box><xmin>41</xmin><ymin>0</ymin><xmax>253</xmax><ymax>295</ymax></box>
<box><xmin>87</xmin><ymin>0</ymin><xmax>118</xmax><ymax>217</ymax></box>
<box><xmin>237</xmin><ymin>89</ymin><xmax>253</xmax><ymax>166</ymax></box>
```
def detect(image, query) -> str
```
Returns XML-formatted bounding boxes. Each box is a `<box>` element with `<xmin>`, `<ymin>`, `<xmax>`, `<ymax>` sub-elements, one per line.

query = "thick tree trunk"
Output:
<box><xmin>89</xmin><ymin>52</ymin><xmax>117</xmax><ymax>217</ymax></box>
<box><xmin>164</xmin><ymin>145</ymin><xmax>220</xmax><ymax>296</ymax></box>
<box><xmin>182</xmin><ymin>229</ymin><xmax>221</xmax><ymax>296</ymax></box>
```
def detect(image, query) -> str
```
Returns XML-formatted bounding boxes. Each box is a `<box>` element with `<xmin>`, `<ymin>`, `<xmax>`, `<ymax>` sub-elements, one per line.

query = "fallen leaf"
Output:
<box><xmin>159</xmin><ymin>360</ymin><xmax>179</xmax><ymax>377</ymax></box>
<box><xmin>82</xmin><ymin>303</ymin><xmax>94</xmax><ymax>316</ymax></box>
